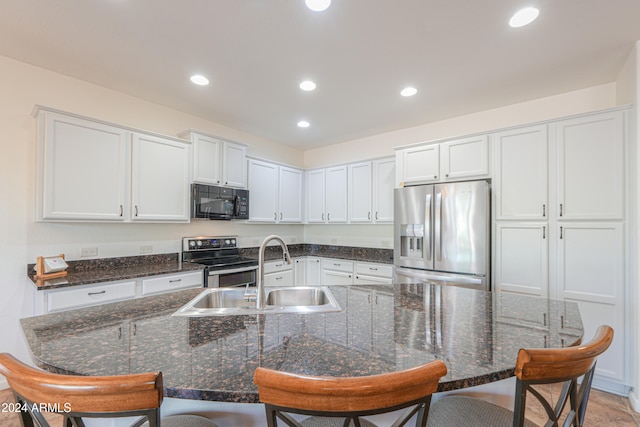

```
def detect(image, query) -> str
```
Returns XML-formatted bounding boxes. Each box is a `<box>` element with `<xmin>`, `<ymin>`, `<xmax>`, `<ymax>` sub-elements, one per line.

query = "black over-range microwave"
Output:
<box><xmin>191</xmin><ymin>184</ymin><xmax>249</xmax><ymax>220</ymax></box>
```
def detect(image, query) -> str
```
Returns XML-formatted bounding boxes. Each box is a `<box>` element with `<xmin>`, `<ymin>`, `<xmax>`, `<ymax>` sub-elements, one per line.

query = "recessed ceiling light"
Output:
<box><xmin>300</xmin><ymin>80</ymin><xmax>317</xmax><ymax>91</ymax></box>
<box><xmin>297</xmin><ymin>120</ymin><xmax>310</xmax><ymax>128</ymax></box>
<box><xmin>190</xmin><ymin>75</ymin><xmax>210</xmax><ymax>86</ymax></box>
<box><xmin>401</xmin><ymin>87</ymin><xmax>418</xmax><ymax>97</ymax></box>
<box><xmin>305</xmin><ymin>0</ymin><xmax>331</xmax><ymax>12</ymax></box>
<box><xmin>509</xmin><ymin>7</ymin><xmax>539</xmax><ymax>28</ymax></box>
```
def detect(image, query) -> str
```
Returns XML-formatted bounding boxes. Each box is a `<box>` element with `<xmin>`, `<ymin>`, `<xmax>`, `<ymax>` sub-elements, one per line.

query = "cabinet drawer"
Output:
<box><xmin>264</xmin><ymin>260</ymin><xmax>293</xmax><ymax>274</ymax></box>
<box><xmin>264</xmin><ymin>270</ymin><xmax>294</xmax><ymax>287</ymax></box>
<box><xmin>47</xmin><ymin>281</ymin><xmax>136</xmax><ymax>313</ymax></box>
<box><xmin>141</xmin><ymin>271</ymin><xmax>203</xmax><ymax>296</ymax></box>
<box><xmin>355</xmin><ymin>262</ymin><xmax>393</xmax><ymax>278</ymax></box>
<box><xmin>321</xmin><ymin>259</ymin><xmax>353</xmax><ymax>273</ymax></box>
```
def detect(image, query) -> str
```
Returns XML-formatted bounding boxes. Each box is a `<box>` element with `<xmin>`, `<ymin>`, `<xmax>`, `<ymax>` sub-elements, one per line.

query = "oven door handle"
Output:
<box><xmin>210</xmin><ymin>265</ymin><xmax>258</xmax><ymax>275</ymax></box>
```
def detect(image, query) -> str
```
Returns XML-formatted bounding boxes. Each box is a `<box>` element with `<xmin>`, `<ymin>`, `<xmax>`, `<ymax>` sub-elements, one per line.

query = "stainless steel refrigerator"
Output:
<box><xmin>393</xmin><ymin>180</ymin><xmax>490</xmax><ymax>290</ymax></box>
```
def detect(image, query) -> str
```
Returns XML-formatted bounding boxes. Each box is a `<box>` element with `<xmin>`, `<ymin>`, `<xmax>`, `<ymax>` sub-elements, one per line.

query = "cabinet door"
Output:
<box><xmin>305</xmin><ymin>257</ymin><xmax>322</xmax><ymax>285</ymax></box>
<box><xmin>373</xmin><ymin>158</ymin><xmax>395</xmax><ymax>223</ymax></box>
<box><xmin>325</xmin><ymin>166</ymin><xmax>348</xmax><ymax>223</ymax></box>
<box><xmin>401</xmin><ymin>144</ymin><xmax>439</xmax><ymax>184</ymax></box>
<box><xmin>279</xmin><ymin>166</ymin><xmax>303</xmax><ymax>222</ymax></box>
<box><xmin>294</xmin><ymin>258</ymin><xmax>306</xmax><ymax>286</ymax></box>
<box><xmin>440</xmin><ymin>135</ymin><xmax>489</xmax><ymax>180</ymax></box>
<box><xmin>248</xmin><ymin>159</ymin><xmax>279</xmax><ymax>222</ymax></box>
<box><xmin>348</xmin><ymin>162</ymin><xmax>372</xmax><ymax>223</ymax></box>
<box><xmin>222</xmin><ymin>141</ymin><xmax>247</xmax><ymax>188</ymax></box>
<box><xmin>494</xmin><ymin>222</ymin><xmax>548</xmax><ymax>297</ymax></box>
<box><xmin>321</xmin><ymin>270</ymin><xmax>353</xmax><ymax>286</ymax></box>
<box><xmin>131</xmin><ymin>133</ymin><xmax>190</xmax><ymax>221</ymax></box>
<box><xmin>556</xmin><ymin>222</ymin><xmax>624</xmax><ymax>382</ymax></box>
<box><xmin>556</xmin><ymin>111</ymin><xmax>624</xmax><ymax>220</ymax></box>
<box><xmin>493</xmin><ymin>125</ymin><xmax>548</xmax><ymax>220</ymax></box>
<box><xmin>39</xmin><ymin>112</ymin><xmax>128</xmax><ymax>221</ymax></box>
<box><xmin>306</xmin><ymin>169</ymin><xmax>326</xmax><ymax>223</ymax></box>
<box><xmin>192</xmin><ymin>133</ymin><xmax>222</xmax><ymax>185</ymax></box>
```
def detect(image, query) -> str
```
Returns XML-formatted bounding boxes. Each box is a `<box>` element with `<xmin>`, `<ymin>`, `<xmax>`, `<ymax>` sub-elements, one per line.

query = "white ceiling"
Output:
<box><xmin>1</xmin><ymin>0</ymin><xmax>640</xmax><ymax>149</ymax></box>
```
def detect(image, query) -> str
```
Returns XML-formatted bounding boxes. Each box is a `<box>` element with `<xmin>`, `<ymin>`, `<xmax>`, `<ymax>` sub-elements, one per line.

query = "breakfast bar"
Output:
<box><xmin>20</xmin><ymin>284</ymin><xmax>583</xmax><ymax>404</ymax></box>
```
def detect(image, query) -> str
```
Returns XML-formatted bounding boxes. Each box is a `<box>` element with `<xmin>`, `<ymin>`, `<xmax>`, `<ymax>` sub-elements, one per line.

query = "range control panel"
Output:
<box><xmin>183</xmin><ymin>236</ymin><xmax>238</xmax><ymax>251</ymax></box>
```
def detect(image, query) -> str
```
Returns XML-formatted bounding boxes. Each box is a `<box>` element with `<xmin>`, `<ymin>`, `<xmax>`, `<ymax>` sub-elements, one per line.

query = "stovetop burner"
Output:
<box><xmin>182</xmin><ymin>236</ymin><xmax>258</xmax><ymax>269</ymax></box>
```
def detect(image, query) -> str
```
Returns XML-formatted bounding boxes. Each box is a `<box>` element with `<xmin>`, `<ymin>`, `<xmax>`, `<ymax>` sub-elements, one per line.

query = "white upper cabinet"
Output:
<box><xmin>36</xmin><ymin>109</ymin><xmax>129</xmax><ymax>221</ymax></box>
<box><xmin>396</xmin><ymin>135</ymin><xmax>489</xmax><ymax>186</ymax></box>
<box><xmin>493</xmin><ymin>125</ymin><xmax>548</xmax><ymax>220</ymax></box>
<box><xmin>398</xmin><ymin>144</ymin><xmax>440</xmax><ymax>185</ymax></box>
<box><xmin>306</xmin><ymin>169</ymin><xmax>326</xmax><ymax>223</ymax></box>
<box><xmin>373</xmin><ymin>157</ymin><xmax>395</xmax><ymax>223</ymax></box>
<box><xmin>248</xmin><ymin>158</ymin><xmax>303</xmax><ymax>223</ymax></box>
<box><xmin>179</xmin><ymin>130</ymin><xmax>247</xmax><ymax>188</ymax></box>
<box><xmin>325</xmin><ymin>165</ymin><xmax>348</xmax><ymax>223</ymax></box>
<box><xmin>278</xmin><ymin>166</ymin><xmax>304</xmax><ymax>223</ymax></box>
<box><xmin>306</xmin><ymin>166</ymin><xmax>347</xmax><ymax>224</ymax></box>
<box><xmin>440</xmin><ymin>135</ymin><xmax>489</xmax><ymax>181</ymax></box>
<box><xmin>130</xmin><ymin>132</ymin><xmax>190</xmax><ymax>222</ymax></box>
<box><xmin>34</xmin><ymin>107</ymin><xmax>190</xmax><ymax>222</ymax></box>
<box><xmin>555</xmin><ymin>112</ymin><xmax>624</xmax><ymax>220</ymax></box>
<box><xmin>248</xmin><ymin>159</ymin><xmax>279</xmax><ymax>222</ymax></box>
<box><xmin>348</xmin><ymin>162</ymin><xmax>372</xmax><ymax>223</ymax></box>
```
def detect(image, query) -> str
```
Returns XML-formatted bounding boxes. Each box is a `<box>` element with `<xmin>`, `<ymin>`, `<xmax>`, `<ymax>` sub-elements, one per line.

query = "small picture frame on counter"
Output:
<box><xmin>34</xmin><ymin>254</ymin><xmax>68</xmax><ymax>280</ymax></box>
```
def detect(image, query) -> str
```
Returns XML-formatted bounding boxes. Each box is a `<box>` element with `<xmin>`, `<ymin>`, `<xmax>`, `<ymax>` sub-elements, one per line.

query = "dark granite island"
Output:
<box><xmin>20</xmin><ymin>284</ymin><xmax>583</xmax><ymax>426</ymax></box>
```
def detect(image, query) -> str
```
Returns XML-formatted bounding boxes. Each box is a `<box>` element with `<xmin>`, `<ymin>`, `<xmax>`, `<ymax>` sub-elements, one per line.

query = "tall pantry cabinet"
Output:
<box><xmin>492</xmin><ymin>107</ymin><xmax>629</xmax><ymax>393</ymax></box>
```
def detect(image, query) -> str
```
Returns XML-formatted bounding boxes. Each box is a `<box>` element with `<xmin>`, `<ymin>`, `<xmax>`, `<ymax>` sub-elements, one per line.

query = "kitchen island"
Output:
<box><xmin>20</xmin><ymin>284</ymin><xmax>583</xmax><ymax>426</ymax></box>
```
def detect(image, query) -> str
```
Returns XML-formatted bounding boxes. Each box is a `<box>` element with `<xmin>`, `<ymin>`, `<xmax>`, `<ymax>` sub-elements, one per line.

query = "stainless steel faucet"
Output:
<box><xmin>257</xmin><ymin>235</ymin><xmax>291</xmax><ymax>309</ymax></box>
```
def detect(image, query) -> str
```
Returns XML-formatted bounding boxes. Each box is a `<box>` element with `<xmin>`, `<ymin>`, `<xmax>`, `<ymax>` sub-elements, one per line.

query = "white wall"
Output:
<box><xmin>303</xmin><ymin>83</ymin><xmax>617</xmax><ymax>168</ymax></box>
<box><xmin>617</xmin><ymin>42</ymin><xmax>639</xmax><ymax>411</ymax></box>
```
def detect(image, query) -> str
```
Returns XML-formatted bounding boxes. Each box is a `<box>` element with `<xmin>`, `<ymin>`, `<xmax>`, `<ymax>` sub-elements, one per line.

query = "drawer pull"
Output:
<box><xmin>88</xmin><ymin>290</ymin><xmax>106</xmax><ymax>296</ymax></box>
<box><xmin>169</xmin><ymin>279</ymin><xmax>182</xmax><ymax>283</ymax></box>
<box><xmin>369</xmin><ymin>267</ymin><xmax>378</xmax><ymax>271</ymax></box>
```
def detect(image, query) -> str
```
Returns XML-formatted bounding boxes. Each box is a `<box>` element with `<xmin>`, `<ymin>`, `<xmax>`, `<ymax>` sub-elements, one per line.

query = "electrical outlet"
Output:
<box><xmin>80</xmin><ymin>247</ymin><xmax>98</xmax><ymax>257</ymax></box>
<box><xmin>140</xmin><ymin>245</ymin><xmax>153</xmax><ymax>254</ymax></box>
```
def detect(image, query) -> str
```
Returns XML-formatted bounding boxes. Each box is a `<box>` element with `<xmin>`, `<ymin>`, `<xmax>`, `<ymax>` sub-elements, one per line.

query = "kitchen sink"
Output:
<box><xmin>173</xmin><ymin>286</ymin><xmax>341</xmax><ymax>316</ymax></box>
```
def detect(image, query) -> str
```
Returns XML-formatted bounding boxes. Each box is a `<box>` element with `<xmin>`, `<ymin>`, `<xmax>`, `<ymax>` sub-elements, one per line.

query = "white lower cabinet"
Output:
<box><xmin>294</xmin><ymin>258</ymin><xmax>306</xmax><ymax>286</ymax></box>
<box><xmin>35</xmin><ymin>271</ymin><xmax>204</xmax><ymax>314</ymax></box>
<box><xmin>494</xmin><ymin>222</ymin><xmax>548</xmax><ymax>297</ymax></box>
<box><xmin>43</xmin><ymin>280</ymin><xmax>137</xmax><ymax>313</ymax></box>
<box><xmin>263</xmin><ymin>260</ymin><xmax>294</xmax><ymax>286</ymax></box>
<box><xmin>320</xmin><ymin>259</ymin><xmax>353</xmax><ymax>285</ymax></box>
<box><xmin>141</xmin><ymin>271</ymin><xmax>203</xmax><ymax>296</ymax></box>
<box><xmin>354</xmin><ymin>262</ymin><xmax>393</xmax><ymax>285</ymax></box>
<box><xmin>556</xmin><ymin>222</ymin><xmax>625</xmax><ymax>386</ymax></box>
<box><xmin>305</xmin><ymin>257</ymin><xmax>322</xmax><ymax>286</ymax></box>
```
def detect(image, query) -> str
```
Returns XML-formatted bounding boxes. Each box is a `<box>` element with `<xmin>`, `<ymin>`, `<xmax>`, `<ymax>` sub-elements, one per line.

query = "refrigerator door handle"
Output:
<box><xmin>435</xmin><ymin>192</ymin><xmax>442</xmax><ymax>261</ymax></box>
<box><xmin>425</xmin><ymin>193</ymin><xmax>432</xmax><ymax>261</ymax></box>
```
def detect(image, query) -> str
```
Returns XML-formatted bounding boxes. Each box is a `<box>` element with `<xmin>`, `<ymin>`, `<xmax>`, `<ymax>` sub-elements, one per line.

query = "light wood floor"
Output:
<box><xmin>1</xmin><ymin>386</ymin><xmax>638</xmax><ymax>426</ymax></box>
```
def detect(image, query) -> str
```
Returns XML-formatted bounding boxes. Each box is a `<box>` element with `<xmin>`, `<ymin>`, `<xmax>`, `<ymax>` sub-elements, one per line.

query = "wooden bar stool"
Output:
<box><xmin>253</xmin><ymin>359</ymin><xmax>448</xmax><ymax>427</ymax></box>
<box><xmin>426</xmin><ymin>325</ymin><xmax>614</xmax><ymax>427</ymax></box>
<box><xmin>0</xmin><ymin>353</ymin><xmax>218</xmax><ymax>427</ymax></box>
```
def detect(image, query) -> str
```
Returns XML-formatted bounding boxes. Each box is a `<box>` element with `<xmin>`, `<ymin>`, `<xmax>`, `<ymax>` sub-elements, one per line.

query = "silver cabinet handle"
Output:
<box><xmin>134</xmin><ymin>205</ymin><xmax>139</xmax><ymax>217</ymax></box>
<box><xmin>327</xmin><ymin>213</ymin><xmax>331</xmax><ymax>221</ymax></box>
<box><xmin>322</xmin><ymin>213</ymin><xmax>325</xmax><ymax>221</ymax></box>
<box><xmin>542</xmin><ymin>226</ymin><xmax>546</xmax><ymax>239</ymax></box>
<box><xmin>280</xmin><ymin>212</ymin><xmax>283</xmax><ymax>220</ymax></box>
<box><xmin>542</xmin><ymin>204</ymin><xmax>546</xmax><ymax>217</ymax></box>
<box><xmin>88</xmin><ymin>290</ymin><xmax>106</xmax><ymax>296</ymax></box>
<box><xmin>368</xmin><ymin>211</ymin><xmax>371</xmax><ymax>220</ymax></box>
<box><xmin>169</xmin><ymin>279</ymin><xmax>182</xmax><ymax>283</ymax></box>
<box><xmin>560</xmin><ymin>226</ymin><xmax>563</xmax><ymax>239</ymax></box>
<box><xmin>274</xmin><ymin>212</ymin><xmax>277</xmax><ymax>221</ymax></box>
<box><xmin>369</xmin><ymin>267</ymin><xmax>378</xmax><ymax>271</ymax></box>
<box><xmin>119</xmin><ymin>205</ymin><xmax>123</xmax><ymax>217</ymax></box>
<box><xmin>375</xmin><ymin>212</ymin><xmax>379</xmax><ymax>220</ymax></box>
<box><xmin>559</xmin><ymin>203</ymin><xmax>563</xmax><ymax>217</ymax></box>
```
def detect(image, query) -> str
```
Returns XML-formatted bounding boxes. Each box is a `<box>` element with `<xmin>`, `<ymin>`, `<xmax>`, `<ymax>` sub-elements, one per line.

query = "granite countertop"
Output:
<box><xmin>28</xmin><ymin>254</ymin><xmax>205</xmax><ymax>290</ymax></box>
<box><xmin>20</xmin><ymin>284</ymin><xmax>583</xmax><ymax>403</ymax></box>
<box><xmin>27</xmin><ymin>244</ymin><xmax>393</xmax><ymax>291</ymax></box>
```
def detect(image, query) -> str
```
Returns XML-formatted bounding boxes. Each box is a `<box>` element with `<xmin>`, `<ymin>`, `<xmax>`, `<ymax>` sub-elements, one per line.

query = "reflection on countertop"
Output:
<box><xmin>20</xmin><ymin>283</ymin><xmax>583</xmax><ymax>403</ymax></box>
